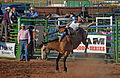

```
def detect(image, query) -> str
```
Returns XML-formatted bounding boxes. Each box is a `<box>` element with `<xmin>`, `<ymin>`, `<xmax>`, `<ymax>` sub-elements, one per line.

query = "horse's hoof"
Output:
<box><xmin>85</xmin><ymin>53</ymin><xmax>88</xmax><ymax>57</ymax></box>
<box><xmin>55</xmin><ymin>70</ymin><xmax>59</xmax><ymax>72</ymax></box>
<box><xmin>64</xmin><ymin>68</ymin><xmax>67</xmax><ymax>72</ymax></box>
<box><xmin>64</xmin><ymin>70</ymin><xmax>67</xmax><ymax>72</ymax></box>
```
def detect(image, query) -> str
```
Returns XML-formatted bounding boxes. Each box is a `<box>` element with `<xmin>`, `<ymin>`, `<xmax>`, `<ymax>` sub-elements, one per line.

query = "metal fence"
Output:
<box><xmin>1</xmin><ymin>17</ymin><xmax>120</xmax><ymax>63</ymax></box>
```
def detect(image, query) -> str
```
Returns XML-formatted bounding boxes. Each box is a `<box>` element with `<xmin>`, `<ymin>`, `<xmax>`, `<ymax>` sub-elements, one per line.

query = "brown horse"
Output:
<box><xmin>41</xmin><ymin>27</ymin><xmax>88</xmax><ymax>72</ymax></box>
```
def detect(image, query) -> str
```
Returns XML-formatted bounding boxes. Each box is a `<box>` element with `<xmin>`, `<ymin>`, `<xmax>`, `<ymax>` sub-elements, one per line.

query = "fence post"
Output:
<box><xmin>113</xmin><ymin>27</ymin><xmax>116</xmax><ymax>62</ymax></box>
<box><xmin>45</xmin><ymin>20</ymin><xmax>48</xmax><ymax>42</ymax></box>
<box><xmin>17</xmin><ymin>17</ymin><xmax>21</xmax><ymax>32</ymax></box>
<box><xmin>16</xmin><ymin>17</ymin><xmax>21</xmax><ymax>59</ymax></box>
<box><xmin>116</xmin><ymin>19</ymin><xmax>119</xmax><ymax>63</ymax></box>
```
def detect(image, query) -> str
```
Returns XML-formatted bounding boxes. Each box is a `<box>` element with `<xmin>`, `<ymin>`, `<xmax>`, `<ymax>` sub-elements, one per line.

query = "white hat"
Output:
<box><xmin>5</xmin><ymin>7</ymin><xmax>10</xmax><ymax>10</ymax></box>
<box><xmin>29</xmin><ymin>7</ymin><xmax>34</xmax><ymax>10</ymax></box>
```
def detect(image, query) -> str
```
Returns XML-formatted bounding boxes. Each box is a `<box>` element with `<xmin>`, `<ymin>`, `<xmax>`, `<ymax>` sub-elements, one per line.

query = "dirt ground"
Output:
<box><xmin>0</xmin><ymin>58</ymin><xmax>120</xmax><ymax>78</ymax></box>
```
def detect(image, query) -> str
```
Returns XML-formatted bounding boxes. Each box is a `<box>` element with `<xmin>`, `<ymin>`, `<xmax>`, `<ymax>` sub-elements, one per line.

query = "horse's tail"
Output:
<box><xmin>41</xmin><ymin>43</ymin><xmax>47</xmax><ymax>60</ymax></box>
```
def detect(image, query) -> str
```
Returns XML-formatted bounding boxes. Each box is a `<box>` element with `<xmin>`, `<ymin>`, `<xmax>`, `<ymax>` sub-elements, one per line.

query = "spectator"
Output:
<box><xmin>17</xmin><ymin>24</ymin><xmax>30</xmax><ymax>61</ymax></box>
<box><xmin>9</xmin><ymin>7</ymin><xmax>21</xmax><ymax>24</ymax></box>
<box><xmin>1</xmin><ymin>7</ymin><xmax>11</xmax><ymax>41</ymax></box>
<box><xmin>27</xmin><ymin>26</ymin><xmax>34</xmax><ymax>58</ymax></box>
<box><xmin>98</xmin><ymin>30</ymin><xmax>113</xmax><ymax>64</ymax></box>
<box><xmin>28</xmin><ymin>7</ymin><xmax>39</xmax><ymax>18</ymax></box>
<box><xmin>105</xmin><ymin>30</ymin><xmax>113</xmax><ymax>64</ymax></box>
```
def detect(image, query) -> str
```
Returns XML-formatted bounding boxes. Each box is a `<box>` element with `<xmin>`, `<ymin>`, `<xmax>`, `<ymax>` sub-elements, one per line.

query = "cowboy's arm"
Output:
<box><xmin>79</xmin><ymin>22</ymin><xmax>96</xmax><ymax>28</ymax></box>
<box><xmin>87</xmin><ymin>22</ymin><xmax>96</xmax><ymax>27</ymax></box>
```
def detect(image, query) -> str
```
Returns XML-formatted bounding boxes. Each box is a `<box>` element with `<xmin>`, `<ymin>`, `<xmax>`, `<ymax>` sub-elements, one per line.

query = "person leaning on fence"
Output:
<box><xmin>28</xmin><ymin>7</ymin><xmax>39</xmax><ymax>18</ymax></box>
<box><xmin>17</xmin><ymin>24</ymin><xmax>30</xmax><ymax>61</ymax></box>
<box><xmin>1</xmin><ymin>7</ymin><xmax>11</xmax><ymax>41</ymax></box>
<box><xmin>98</xmin><ymin>30</ymin><xmax>113</xmax><ymax>64</ymax></box>
<box><xmin>9</xmin><ymin>7</ymin><xmax>21</xmax><ymax>24</ymax></box>
<box><xmin>27</xmin><ymin>26</ymin><xmax>34</xmax><ymax>58</ymax></box>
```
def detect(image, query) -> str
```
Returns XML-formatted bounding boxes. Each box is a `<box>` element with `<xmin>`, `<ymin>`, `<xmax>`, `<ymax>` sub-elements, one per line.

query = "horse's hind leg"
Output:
<box><xmin>83</xmin><ymin>41</ymin><xmax>88</xmax><ymax>57</ymax></box>
<box><xmin>63</xmin><ymin>53</ymin><xmax>68</xmax><ymax>72</ymax></box>
<box><xmin>84</xmin><ymin>42</ymin><xmax>88</xmax><ymax>53</ymax></box>
<box><xmin>56</xmin><ymin>53</ymin><xmax>63</xmax><ymax>72</ymax></box>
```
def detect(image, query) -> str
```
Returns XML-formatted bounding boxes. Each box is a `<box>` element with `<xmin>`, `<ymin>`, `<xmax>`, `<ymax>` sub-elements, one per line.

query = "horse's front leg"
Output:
<box><xmin>56</xmin><ymin>53</ymin><xmax>62</xmax><ymax>72</ymax></box>
<box><xmin>63</xmin><ymin>53</ymin><xmax>68</xmax><ymax>72</ymax></box>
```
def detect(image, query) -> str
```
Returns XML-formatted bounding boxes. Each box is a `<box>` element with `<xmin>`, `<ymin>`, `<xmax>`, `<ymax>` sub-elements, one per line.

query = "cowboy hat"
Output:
<box><xmin>77</xmin><ymin>13</ymin><xmax>86</xmax><ymax>22</ymax></box>
<box><xmin>5</xmin><ymin>7</ymin><xmax>10</xmax><ymax>10</ymax></box>
<box><xmin>78</xmin><ymin>14</ymin><xmax>84</xmax><ymax>20</ymax></box>
<box><xmin>29</xmin><ymin>7</ymin><xmax>34</xmax><ymax>11</ymax></box>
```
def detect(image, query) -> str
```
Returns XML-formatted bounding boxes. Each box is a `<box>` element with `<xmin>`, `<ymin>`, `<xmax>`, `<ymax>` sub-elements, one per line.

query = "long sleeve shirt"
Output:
<box><xmin>17</xmin><ymin>29</ymin><xmax>30</xmax><ymax>44</ymax></box>
<box><xmin>3</xmin><ymin>11</ymin><xmax>10</xmax><ymax>23</ymax></box>
<box><xmin>101</xmin><ymin>31</ymin><xmax>111</xmax><ymax>44</ymax></box>
<box><xmin>28</xmin><ymin>12</ymin><xmax>39</xmax><ymax>18</ymax></box>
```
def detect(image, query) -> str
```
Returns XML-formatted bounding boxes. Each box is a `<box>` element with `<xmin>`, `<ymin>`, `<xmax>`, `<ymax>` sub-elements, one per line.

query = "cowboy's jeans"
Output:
<box><xmin>20</xmin><ymin>40</ymin><xmax>28</xmax><ymax>61</ymax></box>
<box><xmin>1</xmin><ymin>20</ymin><xmax>8</xmax><ymax>41</ymax></box>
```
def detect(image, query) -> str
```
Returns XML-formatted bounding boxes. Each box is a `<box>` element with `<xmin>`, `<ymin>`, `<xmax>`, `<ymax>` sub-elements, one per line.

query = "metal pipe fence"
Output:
<box><xmin>0</xmin><ymin>17</ymin><xmax>119</xmax><ymax>63</ymax></box>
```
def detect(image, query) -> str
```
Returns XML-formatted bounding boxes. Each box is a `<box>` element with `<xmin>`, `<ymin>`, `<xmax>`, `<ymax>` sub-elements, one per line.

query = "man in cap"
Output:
<box><xmin>28</xmin><ymin>7</ymin><xmax>39</xmax><ymax>18</ymax></box>
<box><xmin>17</xmin><ymin>24</ymin><xmax>30</xmax><ymax>61</ymax></box>
<box><xmin>98</xmin><ymin>29</ymin><xmax>113</xmax><ymax>64</ymax></box>
<box><xmin>1</xmin><ymin>7</ymin><xmax>11</xmax><ymax>41</ymax></box>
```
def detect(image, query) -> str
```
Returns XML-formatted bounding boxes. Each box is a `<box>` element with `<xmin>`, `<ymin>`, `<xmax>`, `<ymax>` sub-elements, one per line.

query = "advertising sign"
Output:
<box><xmin>73</xmin><ymin>35</ymin><xmax>106</xmax><ymax>53</ymax></box>
<box><xmin>0</xmin><ymin>42</ymin><xmax>16</xmax><ymax>58</ymax></box>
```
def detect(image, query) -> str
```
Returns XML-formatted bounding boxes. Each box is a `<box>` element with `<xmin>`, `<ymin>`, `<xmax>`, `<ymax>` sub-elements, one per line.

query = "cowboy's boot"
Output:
<box><xmin>58</xmin><ymin>36</ymin><xmax>61</xmax><ymax>42</ymax></box>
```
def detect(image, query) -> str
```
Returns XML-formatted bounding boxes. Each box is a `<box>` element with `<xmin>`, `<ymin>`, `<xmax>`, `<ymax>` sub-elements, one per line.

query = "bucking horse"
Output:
<box><xmin>40</xmin><ymin>26</ymin><xmax>88</xmax><ymax>72</ymax></box>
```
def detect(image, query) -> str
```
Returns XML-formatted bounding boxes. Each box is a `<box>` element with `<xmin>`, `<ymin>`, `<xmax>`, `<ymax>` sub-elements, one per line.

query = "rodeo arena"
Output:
<box><xmin>1</xmin><ymin>0</ymin><xmax>120</xmax><ymax>78</ymax></box>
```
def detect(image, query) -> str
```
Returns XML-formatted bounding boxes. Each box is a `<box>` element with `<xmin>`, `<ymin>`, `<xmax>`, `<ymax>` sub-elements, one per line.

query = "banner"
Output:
<box><xmin>73</xmin><ymin>35</ymin><xmax>106</xmax><ymax>53</ymax></box>
<box><xmin>0</xmin><ymin>42</ymin><xmax>16</xmax><ymax>58</ymax></box>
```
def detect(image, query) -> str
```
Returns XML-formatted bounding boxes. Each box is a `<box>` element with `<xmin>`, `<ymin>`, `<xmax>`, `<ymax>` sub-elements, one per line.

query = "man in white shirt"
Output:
<box><xmin>59</xmin><ymin>14</ymin><xmax>96</xmax><ymax>41</ymax></box>
<box><xmin>17</xmin><ymin>24</ymin><xmax>30</xmax><ymax>61</ymax></box>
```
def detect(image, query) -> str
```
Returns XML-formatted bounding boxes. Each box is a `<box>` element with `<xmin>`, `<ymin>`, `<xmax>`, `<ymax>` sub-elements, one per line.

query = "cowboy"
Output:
<box><xmin>17</xmin><ymin>24</ymin><xmax>30</xmax><ymax>61</ymax></box>
<box><xmin>1</xmin><ymin>7</ymin><xmax>11</xmax><ymax>41</ymax></box>
<box><xmin>58</xmin><ymin>14</ymin><xmax>96</xmax><ymax>41</ymax></box>
<box><xmin>28</xmin><ymin>7</ymin><xmax>39</xmax><ymax>18</ymax></box>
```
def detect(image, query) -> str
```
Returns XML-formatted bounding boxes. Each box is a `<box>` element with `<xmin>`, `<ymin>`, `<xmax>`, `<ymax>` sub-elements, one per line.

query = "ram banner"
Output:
<box><xmin>73</xmin><ymin>35</ymin><xmax>106</xmax><ymax>53</ymax></box>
